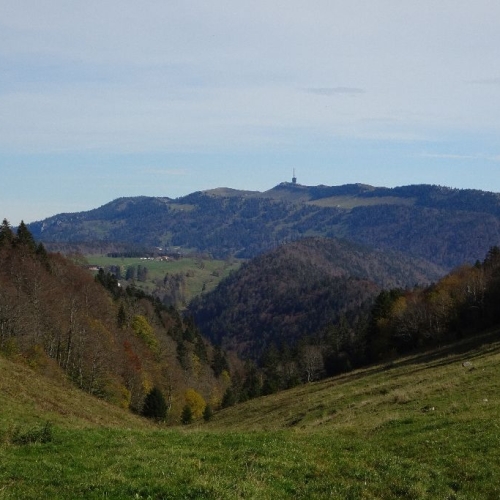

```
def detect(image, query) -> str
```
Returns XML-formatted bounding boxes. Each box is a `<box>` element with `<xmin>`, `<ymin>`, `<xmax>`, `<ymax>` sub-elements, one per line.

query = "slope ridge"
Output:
<box><xmin>189</xmin><ymin>237</ymin><xmax>445</xmax><ymax>358</ymax></box>
<box><xmin>206</xmin><ymin>331</ymin><xmax>500</xmax><ymax>432</ymax></box>
<box><xmin>0</xmin><ymin>355</ymin><xmax>151</xmax><ymax>431</ymax></box>
<box><xmin>27</xmin><ymin>183</ymin><xmax>500</xmax><ymax>269</ymax></box>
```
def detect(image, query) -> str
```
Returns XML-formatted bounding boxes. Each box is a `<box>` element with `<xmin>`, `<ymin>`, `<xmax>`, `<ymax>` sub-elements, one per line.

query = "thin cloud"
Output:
<box><xmin>142</xmin><ymin>168</ymin><xmax>189</xmax><ymax>176</ymax></box>
<box><xmin>421</xmin><ymin>153</ymin><xmax>500</xmax><ymax>162</ymax></box>
<box><xmin>303</xmin><ymin>87</ymin><xmax>365</xmax><ymax>96</ymax></box>
<box><xmin>422</xmin><ymin>153</ymin><xmax>477</xmax><ymax>160</ymax></box>
<box><xmin>2</xmin><ymin>1</ymin><xmax>500</xmax><ymax>224</ymax></box>
<box><xmin>466</xmin><ymin>78</ymin><xmax>500</xmax><ymax>85</ymax></box>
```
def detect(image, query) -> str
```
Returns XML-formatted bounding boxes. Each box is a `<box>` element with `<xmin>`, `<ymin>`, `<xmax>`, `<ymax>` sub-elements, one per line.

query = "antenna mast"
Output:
<box><xmin>292</xmin><ymin>168</ymin><xmax>297</xmax><ymax>185</ymax></box>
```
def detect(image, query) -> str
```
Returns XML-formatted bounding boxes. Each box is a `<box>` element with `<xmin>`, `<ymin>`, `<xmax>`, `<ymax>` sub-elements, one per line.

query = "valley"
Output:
<box><xmin>4</xmin><ymin>2</ymin><xmax>500</xmax><ymax>497</ymax></box>
<box><xmin>85</xmin><ymin>254</ymin><xmax>241</xmax><ymax>307</ymax></box>
<box><xmin>2</xmin><ymin>183</ymin><xmax>500</xmax><ymax>498</ymax></box>
<box><xmin>1</xmin><ymin>331</ymin><xmax>499</xmax><ymax>498</ymax></box>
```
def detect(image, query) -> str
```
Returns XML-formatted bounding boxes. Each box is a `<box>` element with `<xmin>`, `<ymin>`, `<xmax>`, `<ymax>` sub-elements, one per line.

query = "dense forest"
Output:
<box><xmin>189</xmin><ymin>238</ymin><xmax>500</xmax><ymax>402</ymax></box>
<box><xmin>189</xmin><ymin>237</ymin><xmax>444</xmax><ymax>357</ymax></box>
<box><xmin>4</xmin><ymin>212</ymin><xmax>500</xmax><ymax>416</ymax></box>
<box><xmin>28</xmin><ymin>183</ymin><xmax>500</xmax><ymax>269</ymax></box>
<box><xmin>0</xmin><ymin>219</ymin><xmax>232</xmax><ymax>422</ymax></box>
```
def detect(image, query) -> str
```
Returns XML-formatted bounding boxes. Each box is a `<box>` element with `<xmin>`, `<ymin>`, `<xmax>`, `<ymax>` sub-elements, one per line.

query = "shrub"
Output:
<box><xmin>184</xmin><ymin>388</ymin><xmax>206</xmax><ymax>419</ymax></box>
<box><xmin>11</xmin><ymin>422</ymin><xmax>53</xmax><ymax>445</ymax></box>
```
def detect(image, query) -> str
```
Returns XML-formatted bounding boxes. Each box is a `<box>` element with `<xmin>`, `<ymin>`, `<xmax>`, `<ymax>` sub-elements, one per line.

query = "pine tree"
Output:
<box><xmin>181</xmin><ymin>404</ymin><xmax>193</xmax><ymax>425</ymax></box>
<box><xmin>0</xmin><ymin>219</ymin><xmax>14</xmax><ymax>246</ymax></box>
<box><xmin>15</xmin><ymin>221</ymin><xmax>37</xmax><ymax>251</ymax></box>
<box><xmin>141</xmin><ymin>386</ymin><xmax>167</xmax><ymax>421</ymax></box>
<box><xmin>203</xmin><ymin>404</ymin><xmax>213</xmax><ymax>422</ymax></box>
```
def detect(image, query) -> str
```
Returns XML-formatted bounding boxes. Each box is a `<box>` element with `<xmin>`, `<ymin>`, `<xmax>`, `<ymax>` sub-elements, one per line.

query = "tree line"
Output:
<box><xmin>0</xmin><ymin>219</ymin><xmax>232</xmax><ymax>423</ymax></box>
<box><xmin>198</xmin><ymin>242</ymin><xmax>500</xmax><ymax>406</ymax></box>
<box><xmin>4</xmin><ymin>216</ymin><xmax>499</xmax><ymax>417</ymax></box>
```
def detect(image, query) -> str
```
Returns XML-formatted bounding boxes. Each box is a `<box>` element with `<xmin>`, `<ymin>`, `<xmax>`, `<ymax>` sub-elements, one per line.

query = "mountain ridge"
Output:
<box><xmin>27</xmin><ymin>182</ymin><xmax>500</xmax><ymax>269</ymax></box>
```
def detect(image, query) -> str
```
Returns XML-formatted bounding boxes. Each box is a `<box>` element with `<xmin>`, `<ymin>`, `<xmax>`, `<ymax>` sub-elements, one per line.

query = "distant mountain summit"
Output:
<box><xmin>28</xmin><ymin>183</ymin><xmax>500</xmax><ymax>269</ymax></box>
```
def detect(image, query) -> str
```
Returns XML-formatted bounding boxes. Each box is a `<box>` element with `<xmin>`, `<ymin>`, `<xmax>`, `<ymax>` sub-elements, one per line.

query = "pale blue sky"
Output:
<box><xmin>1</xmin><ymin>1</ymin><xmax>499</xmax><ymax>224</ymax></box>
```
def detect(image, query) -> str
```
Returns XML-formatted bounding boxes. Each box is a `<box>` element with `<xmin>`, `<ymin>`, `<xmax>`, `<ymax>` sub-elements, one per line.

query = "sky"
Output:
<box><xmin>1</xmin><ymin>1</ymin><xmax>500</xmax><ymax>225</ymax></box>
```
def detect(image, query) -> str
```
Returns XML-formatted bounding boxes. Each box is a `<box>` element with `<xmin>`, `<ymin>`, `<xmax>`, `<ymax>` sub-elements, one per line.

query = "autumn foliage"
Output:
<box><xmin>2</xmin><ymin>216</ymin><xmax>499</xmax><ymax>417</ymax></box>
<box><xmin>0</xmin><ymin>219</ymin><xmax>230</xmax><ymax>421</ymax></box>
<box><xmin>368</xmin><ymin>247</ymin><xmax>500</xmax><ymax>359</ymax></box>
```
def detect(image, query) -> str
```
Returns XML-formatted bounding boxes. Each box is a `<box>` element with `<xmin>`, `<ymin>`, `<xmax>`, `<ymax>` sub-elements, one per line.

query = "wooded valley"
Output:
<box><xmin>2</xmin><ymin>208</ymin><xmax>500</xmax><ymax>417</ymax></box>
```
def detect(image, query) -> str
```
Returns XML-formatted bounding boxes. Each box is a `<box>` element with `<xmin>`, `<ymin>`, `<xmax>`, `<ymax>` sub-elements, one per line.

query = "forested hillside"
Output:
<box><xmin>0</xmin><ymin>219</ymin><xmax>231</xmax><ymax>422</ymax></box>
<box><xmin>368</xmin><ymin>246</ymin><xmax>500</xmax><ymax>358</ymax></box>
<box><xmin>27</xmin><ymin>183</ymin><xmax>500</xmax><ymax>269</ymax></box>
<box><xmin>11</xmin><ymin>182</ymin><xmax>500</xmax><ymax>413</ymax></box>
<box><xmin>189</xmin><ymin>238</ymin><xmax>500</xmax><ymax>401</ymax></box>
<box><xmin>189</xmin><ymin>237</ymin><xmax>444</xmax><ymax>357</ymax></box>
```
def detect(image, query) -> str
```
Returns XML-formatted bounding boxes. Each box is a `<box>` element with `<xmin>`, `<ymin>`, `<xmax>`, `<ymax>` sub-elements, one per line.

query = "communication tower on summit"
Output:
<box><xmin>292</xmin><ymin>169</ymin><xmax>297</xmax><ymax>185</ymax></box>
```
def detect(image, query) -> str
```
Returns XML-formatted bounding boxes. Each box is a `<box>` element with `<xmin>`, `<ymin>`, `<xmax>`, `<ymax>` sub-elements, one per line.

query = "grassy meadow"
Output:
<box><xmin>86</xmin><ymin>255</ymin><xmax>241</xmax><ymax>302</ymax></box>
<box><xmin>1</xmin><ymin>332</ymin><xmax>500</xmax><ymax>499</ymax></box>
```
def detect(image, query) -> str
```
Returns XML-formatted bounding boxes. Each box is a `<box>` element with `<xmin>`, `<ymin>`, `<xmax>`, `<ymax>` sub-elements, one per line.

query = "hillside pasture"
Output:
<box><xmin>1</xmin><ymin>332</ymin><xmax>499</xmax><ymax>498</ymax></box>
<box><xmin>87</xmin><ymin>255</ymin><xmax>241</xmax><ymax>303</ymax></box>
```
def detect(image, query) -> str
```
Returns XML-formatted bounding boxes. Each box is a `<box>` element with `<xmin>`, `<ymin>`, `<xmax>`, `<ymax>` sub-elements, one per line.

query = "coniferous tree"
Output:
<box><xmin>117</xmin><ymin>303</ymin><xmax>127</xmax><ymax>329</ymax></box>
<box><xmin>35</xmin><ymin>242</ymin><xmax>51</xmax><ymax>270</ymax></box>
<box><xmin>95</xmin><ymin>269</ymin><xmax>120</xmax><ymax>298</ymax></box>
<box><xmin>241</xmin><ymin>363</ymin><xmax>262</xmax><ymax>399</ymax></box>
<box><xmin>0</xmin><ymin>219</ymin><xmax>14</xmax><ymax>246</ymax></box>
<box><xmin>141</xmin><ymin>386</ymin><xmax>167</xmax><ymax>421</ymax></box>
<box><xmin>15</xmin><ymin>221</ymin><xmax>37</xmax><ymax>251</ymax></box>
<box><xmin>221</xmin><ymin>387</ymin><xmax>236</xmax><ymax>408</ymax></box>
<box><xmin>176</xmin><ymin>340</ymin><xmax>189</xmax><ymax>370</ymax></box>
<box><xmin>484</xmin><ymin>246</ymin><xmax>500</xmax><ymax>269</ymax></box>
<box><xmin>194</xmin><ymin>334</ymin><xmax>208</xmax><ymax>363</ymax></box>
<box><xmin>212</xmin><ymin>345</ymin><xmax>230</xmax><ymax>377</ymax></box>
<box><xmin>181</xmin><ymin>404</ymin><xmax>193</xmax><ymax>424</ymax></box>
<box><xmin>125</xmin><ymin>266</ymin><xmax>136</xmax><ymax>280</ymax></box>
<box><xmin>203</xmin><ymin>404</ymin><xmax>213</xmax><ymax>422</ymax></box>
<box><xmin>137</xmin><ymin>265</ymin><xmax>148</xmax><ymax>282</ymax></box>
<box><xmin>35</xmin><ymin>242</ymin><xmax>48</xmax><ymax>258</ymax></box>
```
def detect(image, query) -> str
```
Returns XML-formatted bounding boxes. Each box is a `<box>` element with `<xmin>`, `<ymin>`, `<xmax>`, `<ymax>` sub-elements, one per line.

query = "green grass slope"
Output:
<box><xmin>1</xmin><ymin>332</ymin><xmax>500</xmax><ymax>499</ymax></box>
<box><xmin>209</xmin><ymin>332</ymin><xmax>500</xmax><ymax>433</ymax></box>
<box><xmin>0</xmin><ymin>356</ymin><xmax>151</xmax><ymax>432</ymax></box>
<box><xmin>86</xmin><ymin>254</ymin><xmax>241</xmax><ymax>303</ymax></box>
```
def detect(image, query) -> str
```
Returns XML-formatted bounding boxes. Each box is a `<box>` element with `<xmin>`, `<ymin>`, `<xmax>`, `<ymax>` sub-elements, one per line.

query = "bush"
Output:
<box><xmin>184</xmin><ymin>388</ymin><xmax>206</xmax><ymax>419</ymax></box>
<box><xmin>11</xmin><ymin>422</ymin><xmax>53</xmax><ymax>445</ymax></box>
